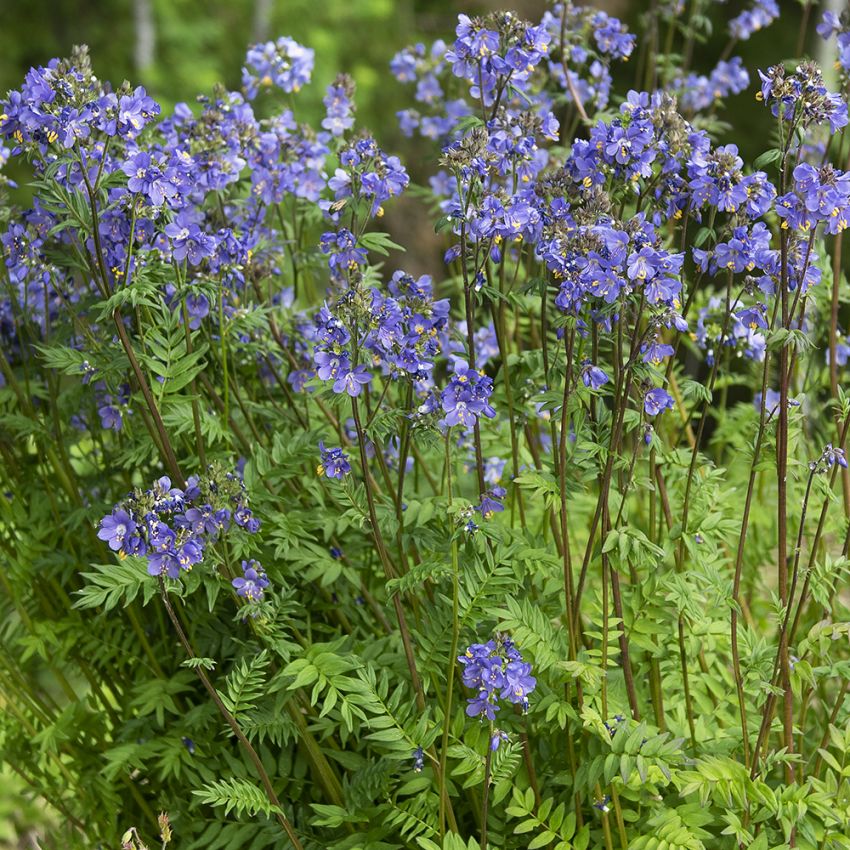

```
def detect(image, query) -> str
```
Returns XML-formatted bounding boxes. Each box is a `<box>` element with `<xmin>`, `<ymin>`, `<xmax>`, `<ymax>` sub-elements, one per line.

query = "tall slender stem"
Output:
<box><xmin>158</xmin><ymin>583</ymin><xmax>303</xmax><ymax>849</ymax></box>
<box><xmin>439</xmin><ymin>430</ymin><xmax>461</xmax><ymax>839</ymax></box>
<box><xmin>350</xmin><ymin>396</ymin><xmax>426</xmax><ymax>712</ymax></box>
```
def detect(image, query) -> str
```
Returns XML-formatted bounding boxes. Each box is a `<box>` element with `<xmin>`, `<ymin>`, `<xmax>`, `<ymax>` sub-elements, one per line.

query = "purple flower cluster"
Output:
<box><xmin>539</xmin><ymin>212</ymin><xmax>686</xmax><ymax>318</ymax></box>
<box><xmin>97</xmin><ymin>469</ymin><xmax>260</xmax><ymax>579</ymax></box>
<box><xmin>458</xmin><ymin>636</ymin><xmax>537</xmax><ymax>718</ymax></box>
<box><xmin>440</xmin><ymin>361</ymin><xmax>495</xmax><ymax>428</ymax></box>
<box><xmin>232</xmin><ymin>559</ymin><xmax>270</xmax><ymax>602</ymax></box>
<box><xmin>483</xmin><ymin>456</ymin><xmax>506</xmax><ymax>485</ymax></box>
<box><xmin>447</xmin><ymin>13</ymin><xmax>551</xmax><ymax>108</ymax></box>
<box><xmin>729</xmin><ymin>0</ymin><xmax>779</xmax><ymax>42</ymax></box>
<box><xmin>0</xmin><ymin>50</ymin><xmax>159</xmax><ymax>155</ymax></box>
<box><xmin>776</xmin><ymin>164</ymin><xmax>850</xmax><ymax>236</ymax></box>
<box><xmin>325</xmin><ymin>135</ymin><xmax>409</xmax><ymax>221</ymax></box>
<box><xmin>95</xmin><ymin>382</ymin><xmax>131</xmax><ymax>431</ymax></box>
<box><xmin>818</xmin><ymin>12</ymin><xmax>850</xmax><ymax>74</ymax></box>
<box><xmin>317</xmin><ymin>443</ymin><xmax>351</xmax><ymax>480</ymax></box>
<box><xmin>392</xmin><ymin>5</ymin><xmax>634</xmax><ymax>141</ymax></box>
<box><xmin>757</xmin><ymin>62</ymin><xmax>848</xmax><ymax>134</ymax></box>
<box><xmin>541</xmin><ymin>5</ymin><xmax>635</xmax><ymax>113</ymax></box>
<box><xmin>581</xmin><ymin>360</ymin><xmax>610</xmax><ymax>390</ymax></box>
<box><xmin>643</xmin><ymin>388</ymin><xmax>674</xmax><ymax>417</ymax></box>
<box><xmin>322</xmin><ymin>75</ymin><xmax>356</xmax><ymax>137</ymax></box>
<box><xmin>311</xmin><ymin>270</ymin><xmax>449</xmax><ymax>399</ymax></box>
<box><xmin>242</xmin><ymin>37</ymin><xmax>315</xmax><ymax>99</ymax></box>
<box><xmin>320</xmin><ymin>229</ymin><xmax>367</xmax><ymax>274</ymax></box>
<box><xmin>676</xmin><ymin>58</ymin><xmax>750</xmax><ymax>113</ymax></box>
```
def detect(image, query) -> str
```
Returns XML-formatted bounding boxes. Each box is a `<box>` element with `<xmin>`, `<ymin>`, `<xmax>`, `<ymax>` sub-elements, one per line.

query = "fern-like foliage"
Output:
<box><xmin>193</xmin><ymin>777</ymin><xmax>279</xmax><ymax>818</ymax></box>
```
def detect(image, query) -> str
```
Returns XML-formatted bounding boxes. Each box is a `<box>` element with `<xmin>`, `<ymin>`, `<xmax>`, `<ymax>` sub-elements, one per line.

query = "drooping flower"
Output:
<box><xmin>581</xmin><ymin>360</ymin><xmax>609</xmax><ymax>390</ymax></box>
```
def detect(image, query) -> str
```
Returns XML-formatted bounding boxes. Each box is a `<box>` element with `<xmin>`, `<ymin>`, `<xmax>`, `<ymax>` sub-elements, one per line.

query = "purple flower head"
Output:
<box><xmin>440</xmin><ymin>361</ymin><xmax>495</xmax><ymax>428</ymax></box>
<box><xmin>823</xmin><ymin>444</ymin><xmax>848</xmax><ymax>469</ymax></box>
<box><xmin>98</xmin><ymin>403</ymin><xmax>123</xmax><ymax>431</ymax></box>
<box><xmin>458</xmin><ymin>636</ymin><xmax>536</xmax><ymax>720</ymax></box>
<box><xmin>490</xmin><ymin>730</ymin><xmax>510</xmax><ymax>751</ymax></box>
<box><xmin>729</xmin><ymin>0</ymin><xmax>779</xmax><ymax>41</ymax></box>
<box><xmin>318</xmin><ymin>442</ymin><xmax>351</xmax><ymax>479</ymax></box>
<box><xmin>176</xmin><ymin>539</ymin><xmax>204</xmax><ymax>571</ymax></box>
<box><xmin>333</xmin><ymin>364</ymin><xmax>372</xmax><ymax>397</ymax></box>
<box><xmin>477</xmin><ymin>486</ymin><xmax>506</xmax><ymax>520</ymax></box>
<box><xmin>121</xmin><ymin>151</ymin><xmax>178</xmax><ymax>207</ymax></box>
<box><xmin>483</xmin><ymin>456</ymin><xmax>506</xmax><ymax>485</ymax></box>
<box><xmin>644</xmin><ymin>387</ymin><xmax>675</xmax><ymax>417</ymax></box>
<box><xmin>501</xmin><ymin>660</ymin><xmax>537</xmax><ymax>712</ymax></box>
<box><xmin>242</xmin><ymin>37</ymin><xmax>314</xmax><ymax>99</ymax></box>
<box><xmin>98</xmin><ymin>509</ymin><xmax>136</xmax><ymax>553</ymax></box>
<box><xmin>581</xmin><ymin>360</ymin><xmax>609</xmax><ymax>390</ymax></box>
<box><xmin>641</xmin><ymin>341</ymin><xmax>675</xmax><ymax>366</ymax></box>
<box><xmin>412</xmin><ymin>746</ymin><xmax>425</xmax><ymax>772</ymax></box>
<box><xmin>117</xmin><ymin>86</ymin><xmax>160</xmax><ymax>137</ymax></box>
<box><xmin>165</xmin><ymin>211</ymin><xmax>216</xmax><ymax>265</ymax></box>
<box><xmin>232</xmin><ymin>559</ymin><xmax>270</xmax><ymax>602</ymax></box>
<box><xmin>99</xmin><ymin>469</ymin><xmax>262</xmax><ymax>583</ymax></box>
<box><xmin>320</xmin><ymin>228</ymin><xmax>367</xmax><ymax>272</ymax></box>
<box><xmin>235</xmin><ymin>506</ymin><xmax>261</xmax><ymax>534</ymax></box>
<box><xmin>322</xmin><ymin>75</ymin><xmax>356</xmax><ymax>136</ymax></box>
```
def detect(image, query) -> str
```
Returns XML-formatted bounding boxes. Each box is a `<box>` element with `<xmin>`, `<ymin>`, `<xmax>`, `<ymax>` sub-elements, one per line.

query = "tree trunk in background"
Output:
<box><xmin>133</xmin><ymin>0</ymin><xmax>156</xmax><ymax>71</ymax></box>
<box><xmin>253</xmin><ymin>0</ymin><xmax>273</xmax><ymax>42</ymax></box>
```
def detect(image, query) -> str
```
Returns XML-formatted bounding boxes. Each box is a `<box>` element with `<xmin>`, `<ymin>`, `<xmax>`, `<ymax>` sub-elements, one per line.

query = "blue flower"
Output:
<box><xmin>165</xmin><ymin>212</ymin><xmax>216</xmax><ymax>265</ymax></box>
<box><xmin>322</xmin><ymin>75</ymin><xmax>356</xmax><ymax>137</ymax></box>
<box><xmin>333</xmin><ymin>364</ymin><xmax>372</xmax><ymax>397</ymax></box>
<box><xmin>98</xmin><ymin>403</ymin><xmax>123</xmax><ymax>431</ymax></box>
<box><xmin>458</xmin><ymin>636</ymin><xmax>536</xmax><ymax>719</ymax></box>
<box><xmin>100</xmin><ymin>469</ymin><xmax>260</xmax><ymax>579</ymax></box>
<box><xmin>640</xmin><ymin>341</ymin><xmax>675</xmax><ymax>366</ymax></box>
<box><xmin>476</xmin><ymin>486</ymin><xmax>506</xmax><ymax>520</ymax></box>
<box><xmin>483</xmin><ymin>456</ymin><xmax>506</xmax><ymax>485</ymax></box>
<box><xmin>581</xmin><ymin>360</ymin><xmax>609</xmax><ymax>390</ymax></box>
<box><xmin>729</xmin><ymin>0</ymin><xmax>779</xmax><ymax>41</ymax></box>
<box><xmin>501</xmin><ymin>660</ymin><xmax>536</xmax><ymax>711</ymax></box>
<box><xmin>644</xmin><ymin>388</ymin><xmax>675</xmax><ymax>417</ymax></box>
<box><xmin>97</xmin><ymin>509</ymin><xmax>136</xmax><ymax>552</ymax></box>
<box><xmin>440</xmin><ymin>361</ymin><xmax>496</xmax><ymax>427</ymax></box>
<box><xmin>412</xmin><ymin>746</ymin><xmax>425</xmax><ymax>772</ymax></box>
<box><xmin>121</xmin><ymin>151</ymin><xmax>178</xmax><ymax>207</ymax></box>
<box><xmin>242</xmin><ymin>37</ymin><xmax>314</xmax><ymax>99</ymax></box>
<box><xmin>318</xmin><ymin>442</ymin><xmax>351</xmax><ymax>479</ymax></box>
<box><xmin>320</xmin><ymin>229</ymin><xmax>367</xmax><ymax>272</ymax></box>
<box><xmin>232</xmin><ymin>559</ymin><xmax>270</xmax><ymax>602</ymax></box>
<box><xmin>117</xmin><ymin>86</ymin><xmax>159</xmax><ymax>137</ymax></box>
<box><xmin>490</xmin><ymin>730</ymin><xmax>509</xmax><ymax>751</ymax></box>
